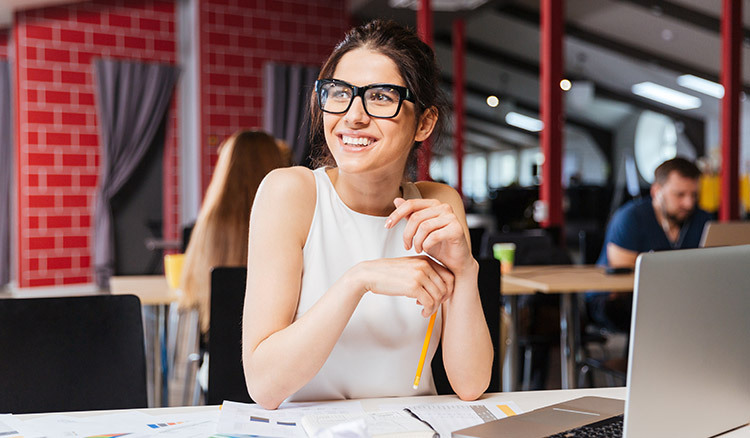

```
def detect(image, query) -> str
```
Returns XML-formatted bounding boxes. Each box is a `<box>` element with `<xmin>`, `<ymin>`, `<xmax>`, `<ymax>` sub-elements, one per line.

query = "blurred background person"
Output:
<box><xmin>589</xmin><ymin>157</ymin><xmax>710</xmax><ymax>333</ymax></box>
<box><xmin>180</xmin><ymin>130</ymin><xmax>287</xmax><ymax>335</ymax></box>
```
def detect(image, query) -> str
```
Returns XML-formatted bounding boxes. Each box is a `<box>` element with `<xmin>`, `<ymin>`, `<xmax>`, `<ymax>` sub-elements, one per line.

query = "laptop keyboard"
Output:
<box><xmin>545</xmin><ymin>414</ymin><xmax>623</xmax><ymax>438</ymax></box>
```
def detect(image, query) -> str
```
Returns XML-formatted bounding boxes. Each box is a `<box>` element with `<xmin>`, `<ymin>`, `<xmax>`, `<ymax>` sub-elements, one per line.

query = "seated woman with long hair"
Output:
<box><xmin>180</xmin><ymin>130</ymin><xmax>287</xmax><ymax>335</ymax></box>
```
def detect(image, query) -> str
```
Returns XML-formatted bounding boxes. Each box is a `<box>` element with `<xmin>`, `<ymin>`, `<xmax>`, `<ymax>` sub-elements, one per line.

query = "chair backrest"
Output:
<box><xmin>0</xmin><ymin>294</ymin><xmax>147</xmax><ymax>413</ymax></box>
<box><xmin>479</xmin><ymin>229</ymin><xmax>555</xmax><ymax>264</ymax></box>
<box><xmin>431</xmin><ymin>258</ymin><xmax>501</xmax><ymax>394</ymax></box>
<box><xmin>208</xmin><ymin>266</ymin><xmax>253</xmax><ymax>405</ymax></box>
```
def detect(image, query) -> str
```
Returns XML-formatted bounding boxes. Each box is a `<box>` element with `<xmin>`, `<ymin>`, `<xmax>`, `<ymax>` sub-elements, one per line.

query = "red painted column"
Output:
<box><xmin>540</xmin><ymin>0</ymin><xmax>564</xmax><ymax>230</ymax></box>
<box><xmin>417</xmin><ymin>0</ymin><xmax>432</xmax><ymax>181</ymax></box>
<box><xmin>453</xmin><ymin>19</ymin><xmax>465</xmax><ymax>197</ymax></box>
<box><xmin>720</xmin><ymin>0</ymin><xmax>741</xmax><ymax>221</ymax></box>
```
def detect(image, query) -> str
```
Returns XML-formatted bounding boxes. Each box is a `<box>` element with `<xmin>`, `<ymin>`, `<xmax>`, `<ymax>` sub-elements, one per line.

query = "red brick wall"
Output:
<box><xmin>15</xmin><ymin>0</ymin><xmax>179</xmax><ymax>288</ymax></box>
<box><xmin>198</xmin><ymin>0</ymin><xmax>349</xmax><ymax>192</ymax></box>
<box><xmin>0</xmin><ymin>29</ymin><xmax>9</xmax><ymax>57</ymax></box>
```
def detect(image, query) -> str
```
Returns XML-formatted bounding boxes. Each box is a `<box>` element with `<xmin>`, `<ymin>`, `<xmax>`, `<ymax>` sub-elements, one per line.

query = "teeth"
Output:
<box><xmin>342</xmin><ymin>135</ymin><xmax>373</xmax><ymax>147</ymax></box>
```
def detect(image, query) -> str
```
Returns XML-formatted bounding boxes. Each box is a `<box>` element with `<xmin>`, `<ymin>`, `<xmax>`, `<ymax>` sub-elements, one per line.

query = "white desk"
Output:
<box><xmin>12</xmin><ymin>388</ymin><xmax>750</xmax><ymax>437</ymax></box>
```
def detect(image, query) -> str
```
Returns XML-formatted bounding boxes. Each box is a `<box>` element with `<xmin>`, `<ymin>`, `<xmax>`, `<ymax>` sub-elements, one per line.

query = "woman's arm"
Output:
<box><xmin>387</xmin><ymin>183</ymin><xmax>494</xmax><ymax>400</ymax></box>
<box><xmin>242</xmin><ymin>168</ymin><xmax>454</xmax><ymax>409</ymax></box>
<box><xmin>242</xmin><ymin>167</ymin><xmax>359</xmax><ymax>409</ymax></box>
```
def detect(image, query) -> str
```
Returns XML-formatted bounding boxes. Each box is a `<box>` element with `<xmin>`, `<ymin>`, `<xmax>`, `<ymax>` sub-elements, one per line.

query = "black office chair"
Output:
<box><xmin>208</xmin><ymin>266</ymin><xmax>253</xmax><ymax>405</ymax></box>
<box><xmin>479</xmin><ymin>229</ymin><xmax>555</xmax><ymax>262</ymax></box>
<box><xmin>0</xmin><ymin>295</ymin><xmax>147</xmax><ymax>413</ymax></box>
<box><xmin>432</xmin><ymin>257</ymin><xmax>501</xmax><ymax>394</ymax></box>
<box><xmin>481</xmin><ymin>229</ymin><xmax>582</xmax><ymax>390</ymax></box>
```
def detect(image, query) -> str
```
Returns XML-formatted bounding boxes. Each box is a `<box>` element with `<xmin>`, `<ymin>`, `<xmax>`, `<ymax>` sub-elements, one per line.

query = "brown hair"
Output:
<box><xmin>654</xmin><ymin>157</ymin><xmax>701</xmax><ymax>185</ymax></box>
<box><xmin>309</xmin><ymin>19</ymin><xmax>448</xmax><ymax>174</ymax></box>
<box><xmin>180</xmin><ymin>130</ymin><xmax>286</xmax><ymax>333</ymax></box>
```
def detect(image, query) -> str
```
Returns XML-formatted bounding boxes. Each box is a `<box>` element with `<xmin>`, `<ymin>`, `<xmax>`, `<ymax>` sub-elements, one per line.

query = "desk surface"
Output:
<box><xmin>502</xmin><ymin>265</ymin><xmax>635</xmax><ymax>294</ymax></box>
<box><xmin>110</xmin><ymin>275</ymin><xmax>179</xmax><ymax>305</ymax></box>
<box><xmin>12</xmin><ymin>387</ymin><xmax>750</xmax><ymax>437</ymax></box>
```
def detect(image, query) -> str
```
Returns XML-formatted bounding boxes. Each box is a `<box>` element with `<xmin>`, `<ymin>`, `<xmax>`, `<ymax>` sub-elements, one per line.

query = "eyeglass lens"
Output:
<box><xmin>319</xmin><ymin>82</ymin><xmax>403</xmax><ymax>118</ymax></box>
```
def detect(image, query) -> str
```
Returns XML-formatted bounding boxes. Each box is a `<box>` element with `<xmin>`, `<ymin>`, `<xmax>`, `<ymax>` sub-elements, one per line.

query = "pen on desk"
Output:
<box><xmin>413</xmin><ymin>312</ymin><xmax>437</xmax><ymax>389</ymax></box>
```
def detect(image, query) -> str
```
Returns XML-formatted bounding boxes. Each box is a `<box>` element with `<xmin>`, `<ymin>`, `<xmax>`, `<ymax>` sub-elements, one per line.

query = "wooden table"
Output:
<box><xmin>501</xmin><ymin>265</ymin><xmax>635</xmax><ymax>390</ymax></box>
<box><xmin>110</xmin><ymin>275</ymin><xmax>179</xmax><ymax>408</ymax></box>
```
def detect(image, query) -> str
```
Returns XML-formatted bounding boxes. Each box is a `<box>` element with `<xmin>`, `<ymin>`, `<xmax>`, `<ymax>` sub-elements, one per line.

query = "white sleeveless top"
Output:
<box><xmin>288</xmin><ymin>167</ymin><xmax>442</xmax><ymax>401</ymax></box>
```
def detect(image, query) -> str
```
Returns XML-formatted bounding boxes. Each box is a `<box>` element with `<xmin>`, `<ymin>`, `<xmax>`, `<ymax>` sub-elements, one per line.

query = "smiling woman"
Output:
<box><xmin>241</xmin><ymin>19</ymin><xmax>493</xmax><ymax>410</ymax></box>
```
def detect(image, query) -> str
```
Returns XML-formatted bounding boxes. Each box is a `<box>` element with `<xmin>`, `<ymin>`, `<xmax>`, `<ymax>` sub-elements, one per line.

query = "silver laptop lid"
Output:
<box><xmin>699</xmin><ymin>221</ymin><xmax>750</xmax><ymax>248</ymax></box>
<box><xmin>624</xmin><ymin>245</ymin><xmax>750</xmax><ymax>438</ymax></box>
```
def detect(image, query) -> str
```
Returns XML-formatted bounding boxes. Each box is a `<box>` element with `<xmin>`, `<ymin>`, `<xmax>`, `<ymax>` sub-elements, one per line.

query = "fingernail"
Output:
<box><xmin>384</xmin><ymin>218</ymin><xmax>392</xmax><ymax>228</ymax></box>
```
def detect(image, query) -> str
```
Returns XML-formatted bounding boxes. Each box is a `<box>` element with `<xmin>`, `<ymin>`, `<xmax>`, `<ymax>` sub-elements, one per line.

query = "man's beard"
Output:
<box><xmin>665</xmin><ymin>208</ymin><xmax>693</xmax><ymax>226</ymax></box>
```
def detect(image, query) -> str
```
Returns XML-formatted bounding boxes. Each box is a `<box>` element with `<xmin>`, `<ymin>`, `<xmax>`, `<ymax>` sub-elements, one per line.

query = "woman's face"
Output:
<box><xmin>323</xmin><ymin>48</ymin><xmax>433</xmax><ymax>177</ymax></box>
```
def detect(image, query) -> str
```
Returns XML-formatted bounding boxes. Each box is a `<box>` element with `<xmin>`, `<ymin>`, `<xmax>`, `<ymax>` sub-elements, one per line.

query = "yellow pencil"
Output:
<box><xmin>413</xmin><ymin>312</ymin><xmax>437</xmax><ymax>389</ymax></box>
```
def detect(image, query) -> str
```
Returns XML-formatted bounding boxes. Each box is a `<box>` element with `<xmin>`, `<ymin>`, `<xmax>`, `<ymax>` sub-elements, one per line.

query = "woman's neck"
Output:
<box><xmin>327</xmin><ymin>167</ymin><xmax>404</xmax><ymax>216</ymax></box>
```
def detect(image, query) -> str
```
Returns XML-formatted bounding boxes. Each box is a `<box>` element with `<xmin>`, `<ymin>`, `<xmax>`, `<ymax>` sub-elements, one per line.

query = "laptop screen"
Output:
<box><xmin>624</xmin><ymin>245</ymin><xmax>750</xmax><ymax>438</ymax></box>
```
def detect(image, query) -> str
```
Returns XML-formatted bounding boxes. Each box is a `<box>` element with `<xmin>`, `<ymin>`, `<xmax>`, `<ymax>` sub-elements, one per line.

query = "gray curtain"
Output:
<box><xmin>263</xmin><ymin>63</ymin><xmax>319</xmax><ymax>167</ymax></box>
<box><xmin>93</xmin><ymin>60</ymin><xmax>179</xmax><ymax>289</ymax></box>
<box><xmin>0</xmin><ymin>61</ymin><xmax>11</xmax><ymax>287</ymax></box>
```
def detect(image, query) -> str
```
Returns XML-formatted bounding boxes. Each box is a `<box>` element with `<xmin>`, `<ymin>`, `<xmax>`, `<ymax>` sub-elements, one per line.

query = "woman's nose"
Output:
<box><xmin>343</xmin><ymin>96</ymin><xmax>370</xmax><ymax>125</ymax></box>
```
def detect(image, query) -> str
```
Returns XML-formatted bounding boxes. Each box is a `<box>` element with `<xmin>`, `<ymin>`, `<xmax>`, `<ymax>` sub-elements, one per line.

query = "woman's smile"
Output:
<box><xmin>337</xmin><ymin>132</ymin><xmax>379</xmax><ymax>153</ymax></box>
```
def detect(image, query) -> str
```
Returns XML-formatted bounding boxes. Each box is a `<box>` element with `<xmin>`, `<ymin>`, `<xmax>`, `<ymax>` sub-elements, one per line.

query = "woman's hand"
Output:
<box><xmin>385</xmin><ymin>198</ymin><xmax>472</xmax><ymax>274</ymax></box>
<box><xmin>353</xmin><ymin>256</ymin><xmax>454</xmax><ymax>317</ymax></box>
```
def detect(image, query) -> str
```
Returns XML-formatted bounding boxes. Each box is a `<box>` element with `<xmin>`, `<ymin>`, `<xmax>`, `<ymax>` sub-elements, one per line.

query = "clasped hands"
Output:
<box><xmin>354</xmin><ymin>198</ymin><xmax>473</xmax><ymax>317</ymax></box>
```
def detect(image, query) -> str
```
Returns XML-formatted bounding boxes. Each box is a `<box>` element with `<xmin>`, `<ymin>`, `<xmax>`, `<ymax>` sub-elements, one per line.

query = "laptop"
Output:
<box><xmin>453</xmin><ymin>245</ymin><xmax>750</xmax><ymax>438</ymax></box>
<box><xmin>700</xmin><ymin>221</ymin><xmax>750</xmax><ymax>248</ymax></box>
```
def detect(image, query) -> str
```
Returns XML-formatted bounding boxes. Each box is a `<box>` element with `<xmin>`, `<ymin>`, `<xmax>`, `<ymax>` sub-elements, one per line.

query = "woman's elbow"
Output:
<box><xmin>455</xmin><ymin>384</ymin><xmax>488</xmax><ymax>402</ymax></box>
<box><xmin>249</xmin><ymin>388</ymin><xmax>283</xmax><ymax>410</ymax></box>
<box><xmin>454</xmin><ymin>373</ymin><xmax>490</xmax><ymax>401</ymax></box>
<box><xmin>452</xmin><ymin>357</ymin><xmax>493</xmax><ymax>401</ymax></box>
<box><xmin>244</xmin><ymin>372</ymin><xmax>284</xmax><ymax>410</ymax></box>
<box><xmin>243</xmin><ymin>352</ymin><xmax>284</xmax><ymax>409</ymax></box>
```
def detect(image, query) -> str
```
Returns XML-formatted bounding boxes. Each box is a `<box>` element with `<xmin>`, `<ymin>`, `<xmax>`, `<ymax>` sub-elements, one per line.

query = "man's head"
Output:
<box><xmin>651</xmin><ymin>157</ymin><xmax>701</xmax><ymax>225</ymax></box>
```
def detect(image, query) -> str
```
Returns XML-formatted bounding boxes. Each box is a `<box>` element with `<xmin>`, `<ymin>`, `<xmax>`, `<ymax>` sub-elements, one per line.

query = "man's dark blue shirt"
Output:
<box><xmin>597</xmin><ymin>197</ymin><xmax>712</xmax><ymax>266</ymax></box>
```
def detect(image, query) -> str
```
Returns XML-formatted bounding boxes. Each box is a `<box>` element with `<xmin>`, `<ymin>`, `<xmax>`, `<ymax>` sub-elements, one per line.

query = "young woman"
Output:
<box><xmin>242</xmin><ymin>20</ymin><xmax>493</xmax><ymax>409</ymax></box>
<box><xmin>180</xmin><ymin>130</ymin><xmax>286</xmax><ymax>335</ymax></box>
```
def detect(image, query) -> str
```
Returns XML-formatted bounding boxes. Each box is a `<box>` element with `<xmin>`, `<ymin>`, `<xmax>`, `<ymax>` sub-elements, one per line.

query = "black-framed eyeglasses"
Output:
<box><xmin>315</xmin><ymin>79</ymin><xmax>415</xmax><ymax>119</ymax></box>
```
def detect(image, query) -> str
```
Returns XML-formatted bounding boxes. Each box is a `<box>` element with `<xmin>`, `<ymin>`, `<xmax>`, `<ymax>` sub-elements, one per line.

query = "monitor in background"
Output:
<box><xmin>699</xmin><ymin>220</ymin><xmax>750</xmax><ymax>247</ymax></box>
<box><xmin>453</xmin><ymin>245</ymin><xmax>750</xmax><ymax>438</ymax></box>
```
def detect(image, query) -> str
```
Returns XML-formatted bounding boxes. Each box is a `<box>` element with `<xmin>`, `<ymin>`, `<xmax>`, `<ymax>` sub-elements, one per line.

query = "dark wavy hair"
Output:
<box><xmin>309</xmin><ymin>19</ymin><xmax>448</xmax><ymax>175</ymax></box>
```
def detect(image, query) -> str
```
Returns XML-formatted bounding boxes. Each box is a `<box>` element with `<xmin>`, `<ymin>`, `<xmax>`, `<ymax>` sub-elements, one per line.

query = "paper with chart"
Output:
<box><xmin>0</xmin><ymin>415</ymin><xmax>27</xmax><ymax>438</ymax></box>
<box><xmin>216</xmin><ymin>400</ymin><xmax>366</xmax><ymax>437</ymax></box>
<box><xmin>301</xmin><ymin>409</ymin><xmax>434</xmax><ymax>437</ymax></box>
<box><xmin>383</xmin><ymin>400</ymin><xmax>523</xmax><ymax>438</ymax></box>
<box><xmin>3</xmin><ymin>409</ymin><xmax>221</xmax><ymax>438</ymax></box>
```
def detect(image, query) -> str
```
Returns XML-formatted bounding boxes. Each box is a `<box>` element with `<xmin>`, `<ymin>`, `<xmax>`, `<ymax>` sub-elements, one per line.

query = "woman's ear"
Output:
<box><xmin>414</xmin><ymin>106</ymin><xmax>438</xmax><ymax>142</ymax></box>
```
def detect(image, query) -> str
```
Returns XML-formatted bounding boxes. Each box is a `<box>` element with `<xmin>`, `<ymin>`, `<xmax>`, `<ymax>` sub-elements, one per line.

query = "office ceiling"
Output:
<box><xmin>3</xmin><ymin>0</ymin><xmax>747</xmax><ymax>158</ymax></box>
<box><xmin>351</xmin><ymin>0</ymin><xmax>750</xmax><ymax>155</ymax></box>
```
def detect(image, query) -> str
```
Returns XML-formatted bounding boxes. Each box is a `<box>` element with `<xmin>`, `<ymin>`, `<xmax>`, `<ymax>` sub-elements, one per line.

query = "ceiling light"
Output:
<box><xmin>631</xmin><ymin>82</ymin><xmax>702</xmax><ymax>110</ymax></box>
<box><xmin>486</xmin><ymin>95</ymin><xmax>499</xmax><ymax>107</ymax></box>
<box><xmin>560</xmin><ymin>79</ymin><xmax>571</xmax><ymax>91</ymax></box>
<box><xmin>676</xmin><ymin>74</ymin><xmax>724</xmax><ymax>99</ymax></box>
<box><xmin>505</xmin><ymin>112</ymin><xmax>543</xmax><ymax>132</ymax></box>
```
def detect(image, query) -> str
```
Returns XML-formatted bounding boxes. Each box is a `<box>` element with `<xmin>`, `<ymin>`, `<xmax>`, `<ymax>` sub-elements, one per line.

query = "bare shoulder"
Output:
<box><xmin>252</xmin><ymin>166</ymin><xmax>316</xmax><ymax>244</ymax></box>
<box><xmin>256</xmin><ymin>167</ymin><xmax>315</xmax><ymax>207</ymax></box>
<box><xmin>415</xmin><ymin>181</ymin><xmax>464</xmax><ymax>211</ymax></box>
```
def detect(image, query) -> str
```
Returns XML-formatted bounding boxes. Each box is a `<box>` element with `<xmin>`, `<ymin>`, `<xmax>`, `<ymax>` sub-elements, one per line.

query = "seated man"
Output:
<box><xmin>588</xmin><ymin>157</ymin><xmax>712</xmax><ymax>332</ymax></box>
